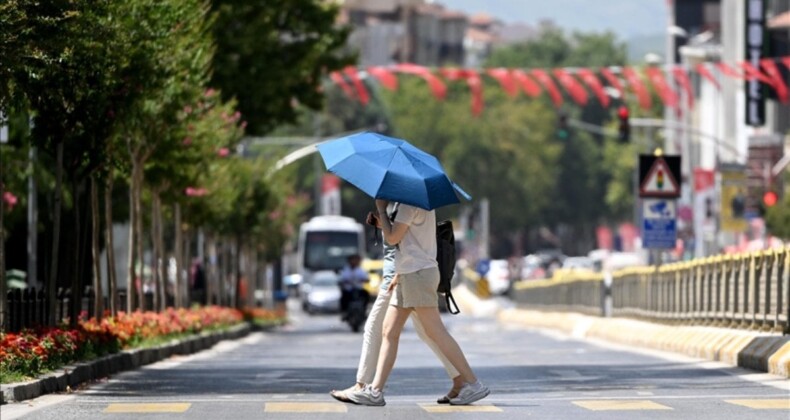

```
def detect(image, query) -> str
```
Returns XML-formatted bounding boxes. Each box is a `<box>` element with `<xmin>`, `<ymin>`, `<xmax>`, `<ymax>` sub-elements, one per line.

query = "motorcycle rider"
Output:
<box><xmin>339</xmin><ymin>254</ymin><xmax>369</xmax><ymax>320</ymax></box>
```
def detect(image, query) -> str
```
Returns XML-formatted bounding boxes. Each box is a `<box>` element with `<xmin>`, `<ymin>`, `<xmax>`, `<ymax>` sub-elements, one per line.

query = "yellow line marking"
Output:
<box><xmin>420</xmin><ymin>404</ymin><xmax>503</xmax><ymax>413</ymax></box>
<box><xmin>572</xmin><ymin>400</ymin><xmax>672</xmax><ymax>411</ymax></box>
<box><xmin>264</xmin><ymin>402</ymin><xmax>348</xmax><ymax>413</ymax></box>
<box><xmin>104</xmin><ymin>403</ymin><xmax>191</xmax><ymax>413</ymax></box>
<box><xmin>725</xmin><ymin>399</ymin><xmax>790</xmax><ymax>409</ymax></box>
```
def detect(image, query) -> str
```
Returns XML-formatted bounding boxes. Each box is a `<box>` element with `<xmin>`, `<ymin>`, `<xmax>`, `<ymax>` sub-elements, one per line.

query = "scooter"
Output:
<box><xmin>344</xmin><ymin>289</ymin><xmax>369</xmax><ymax>333</ymax></box>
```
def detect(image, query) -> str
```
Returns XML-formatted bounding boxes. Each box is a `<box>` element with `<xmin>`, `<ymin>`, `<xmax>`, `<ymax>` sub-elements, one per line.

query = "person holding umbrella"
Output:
<box><xmin>341</xmin><ymin>199</ymin><xmax>488</xmax><ymax>406</ymax></box>
<box><xmin>330</xmin><ymin>207</ymin><xmax>463</xmax><ymax>405</ymax></box>
<box><xmin>317</xmin><ymin>132</ymin><xmax>488</xmax><ymax>406</ymax></box>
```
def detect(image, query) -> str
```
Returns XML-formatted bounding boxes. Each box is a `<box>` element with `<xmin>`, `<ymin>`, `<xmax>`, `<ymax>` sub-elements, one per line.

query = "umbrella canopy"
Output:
<box><xmin>317</xmin><ymin>132</ymin><xmax>471</xmax><ymax>210</ymax></box>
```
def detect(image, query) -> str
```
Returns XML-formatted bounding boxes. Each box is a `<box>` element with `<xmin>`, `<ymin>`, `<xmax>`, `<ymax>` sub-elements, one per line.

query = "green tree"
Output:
<box><xmin>209</xmin><ymin>0</ymin><xmax>355</xmax><ymax>135</ymax></box>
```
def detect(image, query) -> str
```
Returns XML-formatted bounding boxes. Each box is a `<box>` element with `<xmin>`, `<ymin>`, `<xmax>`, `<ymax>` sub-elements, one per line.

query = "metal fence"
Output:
<box><xmin>510</xmin><ymin>247</ymin><xmax>790</xmax><ymax>334</ymax></box>
<box><xmin>6</xmin><ymin>287</ymin><xmax>95</xmax><ymax>332</ymax></box>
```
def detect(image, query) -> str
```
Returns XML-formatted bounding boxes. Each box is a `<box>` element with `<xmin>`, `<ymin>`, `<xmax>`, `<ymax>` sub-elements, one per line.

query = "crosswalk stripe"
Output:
<box><xmin>725</xmin><ymin>399</ymin><xmax>790</xmax><ymax>409</ymax></box>
<box><xmin>103</xmin><ymin>403</ymin><xmax>191</xmax><ymax>413</ymax></box>
<box><xmin>420</xmin><ymin>404</ymin><xmax>503</xmax><ymax>413</ymax></box>
<box><xmin>264</xmin><ymin>402</ymin><xmax>348</xmax><ymax>413</ymax></box>
<box><xmin>572</xmin><ymin>400</ymin><xmax>672</xmax><ymax>411</ymax></box>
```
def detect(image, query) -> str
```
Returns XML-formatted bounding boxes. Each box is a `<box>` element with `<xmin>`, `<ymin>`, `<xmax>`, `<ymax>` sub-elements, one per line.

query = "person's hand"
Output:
<box><xmin>386</xmin><ymin>274</ymin><xmax>399</xmax><ymax>293</ymax></box>
<box><xmin>375</xmin><ymin>199</ymin><xmax>389</xmax><ymax>212</ymax></box>
<box><xmin>365</xmin><ymin>211</ymin><xmax>380</xmax><ymax>227</ymax></box>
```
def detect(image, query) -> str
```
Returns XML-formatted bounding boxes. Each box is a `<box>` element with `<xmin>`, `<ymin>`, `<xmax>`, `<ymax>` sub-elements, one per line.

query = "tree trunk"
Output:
<box><xmin>0</xmin><ymin>141</ymin><xmax>5</xmax><ymax>330</ymax></box>
<box><xmin>134</xmin><ymin>166</ymin><xmax>144</xmax><ymax>311</ymax></box>
<box><xmin>105</xmin><ymin>170</ymin><xmax>117</xmax><ymax>316</ymax></box>
<box><xmin>150</xmin><ymin>193</ymin><xmax>159</xmax><ymax>311</ymax></box>
<box><xmin>69</xmin><ymin>180</ymin><xmax>82</xmax><ymax>328</ymax></box>
<box><xmin>173</xmin><ymin>203</ymin><xmax>183</xmax><ymax>308</ymax></box>
<box><xmin>155</xmin><ymin>193</ymin><xmax>166</xmax><ymax>311</ymax></box>
<box><xmin>48</xmin><ymin>141</ymin><xmax>64</xmax><ymax>326</ymax></box>
<box><xmin>126</xmin><ymin>162</ymin><xmax>137</xmax><ymax>313</ymax></box>
<box><xmin>235</xmin><ymin>237</ymin><xmax>243</xmax><ymax>309</ymax></box>
<box><xmin>91</xmin><ymin>175</ymin><xmax>103</xmax><ymax>321</ymax></box>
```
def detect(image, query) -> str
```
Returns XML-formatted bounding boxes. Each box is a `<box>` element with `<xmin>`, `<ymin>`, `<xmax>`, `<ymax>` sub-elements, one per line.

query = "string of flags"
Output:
<box><xmin>328</xmin><ymin>56</ymin><xmax>790</xmax><ymax>116</ymax></box>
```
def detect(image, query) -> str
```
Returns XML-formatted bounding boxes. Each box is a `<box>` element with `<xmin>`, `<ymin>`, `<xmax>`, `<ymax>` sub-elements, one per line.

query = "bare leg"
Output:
<box><xmin>370</xmin><ymin>305</ymin><xmax>412</xmax><ymax>391</ymax></box>
<box><xmin>413</xmin><ymin>306</ymin><xmax>477</xmax><ymax>384</ymax></box>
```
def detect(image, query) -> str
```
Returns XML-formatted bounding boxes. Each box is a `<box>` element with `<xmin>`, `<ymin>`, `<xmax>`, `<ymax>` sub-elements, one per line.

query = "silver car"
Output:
<box><xmin>300</xmin><ymin>270</ymin><xmax>341</xmax><ymax>314</ymax></box>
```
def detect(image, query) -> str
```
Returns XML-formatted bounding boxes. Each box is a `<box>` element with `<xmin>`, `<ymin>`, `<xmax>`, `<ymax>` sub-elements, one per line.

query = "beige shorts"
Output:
<box><xmin>391</xmin><ymin>267</ymin><xmax>439</xmax><ymax>309</ymax></box>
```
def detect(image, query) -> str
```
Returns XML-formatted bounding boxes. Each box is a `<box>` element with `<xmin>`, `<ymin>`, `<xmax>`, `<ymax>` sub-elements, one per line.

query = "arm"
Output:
<box><xmin>376</xmin><ymin>200</ymin><xmax>409</xmax><ymax>246</ymax></box>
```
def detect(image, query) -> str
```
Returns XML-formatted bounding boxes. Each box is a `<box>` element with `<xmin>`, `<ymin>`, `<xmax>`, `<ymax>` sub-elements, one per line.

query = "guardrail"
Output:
<box><xmin>510</xmin><ymin>271</ymin><xmax>605</xmax><ymax>316</ymax></box>
<box><xmin>509</xmin><ymin>247</ymin><xmax>790</xmax><ymax>334</ymax></box>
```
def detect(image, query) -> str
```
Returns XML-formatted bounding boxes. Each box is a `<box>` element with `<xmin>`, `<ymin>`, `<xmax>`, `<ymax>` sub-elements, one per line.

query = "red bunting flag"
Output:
<box><xmin>760</xmin><ymin>59</ymin><xmax>789</xmax><ymax>103</ymax></box>
<box><xmin>645</xmin><ymin>67</ymin><xmax>679</xmax><ymax>108</ymax></box>
<box><xmin>739</xmin><ymin>62</ymin><xmax>772</xmax><ymax>83</ymax></box>
<box><xmin>486</xmin><ymin>68</ymin><xmax>519</xmax><ymax>98</ymax></box>
<box><xmin>622</xmin><ymin>67</ymin><xmax>652</xmax><ymax>110</ymax></box>
<box><xmin>343</xmin><ymin>66</ymin><xmax>370</xmax><ymax>105</ymax></box>
<box><xmin>367</xmin><ymin>66</ymin><xmax>398</xmax><ymax>91</ymax></box>
<box><xmin>553</xmin><ymin>69</ymin><xmax>588</xmax><ymax>106</ymax></box>
<box><xmin>576</xmin><ymin>68</ymin><xmax>610</xmax><ymax>107</ymax></box>
<box><xmin>330</xmin><ymin>71</ymin><xmax>356</xmax><ymax>99</ymax></box>
<box><xmin>716</xmin><ymin>62</ymin><xmax>745</xmax><ymax>79</ymax></box>
<box><xmin>531</xmin><ymin>69</ymin><xmax>563</xmax><ymax>107</ymax></box>
<box><xmin>671</xmin><ymin>66</ymin><xmax>694</xmax><ymax>108</ymax></box>
<box><xmin>512</xmin><ymin>69</ymin><xmax>542</xmax><ymax>97</ymax></box>
<box><xmin>393</xmin><ymin>63</ymin><xmax>447</xmax><ymax>100</ymax></box>
<box><xmin>440</xmin><ymin>68</ymin><xmax>484</xmax><ymax>116</ymax></box>
<box><xmin>695</xmin><ymin>63</ymin><xmax>720</xmax><ymax>89</ymax></box>
<box><xmin>600</xmin><ymin>67</ymin><xmax>624</xmax><ymax>98</ymax></box>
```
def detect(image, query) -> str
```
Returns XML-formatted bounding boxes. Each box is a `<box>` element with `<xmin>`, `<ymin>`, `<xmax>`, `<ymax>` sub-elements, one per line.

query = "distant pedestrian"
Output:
<box><xmin>342</xmin><ymin>200</ymin><xmax>489</xmax><ymax>406</ymax></box>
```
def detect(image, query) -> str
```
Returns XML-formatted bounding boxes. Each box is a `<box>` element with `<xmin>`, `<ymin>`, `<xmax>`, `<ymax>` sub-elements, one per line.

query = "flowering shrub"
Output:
<box><xmin>0</xmin><ymin>306</ymin><xmax>243</xmax><ymax>383</ymax></box>
<box><xmin>241</xmin><ymin>306</ymin><xmax>287</xmax><ymax>324</ymax></box>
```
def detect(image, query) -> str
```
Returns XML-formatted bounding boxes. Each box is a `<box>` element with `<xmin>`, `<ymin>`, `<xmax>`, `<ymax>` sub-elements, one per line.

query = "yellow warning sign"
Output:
<box><xmin>720</xmin><ymin>170</ymin><xmax>748</xmax><ymax>232</ymax></box>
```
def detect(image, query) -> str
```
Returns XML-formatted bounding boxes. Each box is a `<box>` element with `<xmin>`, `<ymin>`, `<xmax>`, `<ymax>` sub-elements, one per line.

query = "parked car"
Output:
<box><xmin>485</xmin><ymin>259</ymin><xmax>511</xmax><ymax>295</ymax></box>
<box><xmin>561</xmin><ymin>256</ymin><xmax>596</xmax><ymax>272</ymax></box>
<box><xmin>300</xmin><ymin>270</ymin><xmax>341</xmax><ymax>314</ymax></box>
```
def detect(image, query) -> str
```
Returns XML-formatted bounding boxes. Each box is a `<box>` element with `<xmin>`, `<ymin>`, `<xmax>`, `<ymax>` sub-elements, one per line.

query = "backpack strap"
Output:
<box><xmin>444</xmin><ymin>291</ymin><xmax>460</xmax><ymax>315</ymax></box>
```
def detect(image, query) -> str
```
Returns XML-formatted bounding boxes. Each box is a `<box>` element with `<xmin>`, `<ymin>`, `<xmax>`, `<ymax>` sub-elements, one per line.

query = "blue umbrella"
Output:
<box><xmin>317</xmin><ymin>132</ymin><xmax>471</xmax><ymax>210</ymax></box>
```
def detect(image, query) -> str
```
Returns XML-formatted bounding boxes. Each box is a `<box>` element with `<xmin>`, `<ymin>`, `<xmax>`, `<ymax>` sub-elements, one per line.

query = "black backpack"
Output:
<box><xmin>390</xmin><ymin>205</ymin><xmax>460</xmax><ymax>314</ymax></box>
<box><xmin>436</xmin><ymin>219</ymin><xmax>460</xmax><ymax>315</ymax></box>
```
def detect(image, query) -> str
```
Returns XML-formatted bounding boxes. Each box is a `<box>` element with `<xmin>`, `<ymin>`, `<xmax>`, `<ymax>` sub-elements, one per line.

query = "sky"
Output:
<box><xmin>438</xmin><ymin>0</ymin><xmax>669</xmax><ymax>39</ymax></box>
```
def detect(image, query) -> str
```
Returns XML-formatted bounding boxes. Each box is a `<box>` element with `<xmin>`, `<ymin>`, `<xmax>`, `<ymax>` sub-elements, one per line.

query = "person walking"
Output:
<box><xmin>330</xmin><ymin>204</ymin><xmax>463</xmax><ymax>404</ymax></box>
<box><xmin>343</xmin><ymin>200</ymin><xmax>489</xmax><ymax>406</ymax></box>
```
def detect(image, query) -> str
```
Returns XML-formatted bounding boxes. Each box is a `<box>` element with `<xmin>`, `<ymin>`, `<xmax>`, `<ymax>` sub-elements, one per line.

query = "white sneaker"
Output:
<box><xmin>449</xmin><ymin>381</ymin><xmax>489</xmax><ymax>405</ymax></box>
<box><xmin>346</xmin><ymin>384</ymin><xmax>386</xmax><ymax>406</ymax></box>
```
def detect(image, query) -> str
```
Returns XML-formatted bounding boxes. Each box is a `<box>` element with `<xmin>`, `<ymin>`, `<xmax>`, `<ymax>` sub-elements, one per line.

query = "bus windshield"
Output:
<box><xmin>303</xmin><ymin>231</ymin><xmax>360</xmax><ymax>271</ymax></box>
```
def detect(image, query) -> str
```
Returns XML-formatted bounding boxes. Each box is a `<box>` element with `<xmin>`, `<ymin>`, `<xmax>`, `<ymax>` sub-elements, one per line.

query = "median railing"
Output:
<box><xmin>510</xmin><ymin>247</ymin><xmax>790</xmax><ymax>334</ymax></box>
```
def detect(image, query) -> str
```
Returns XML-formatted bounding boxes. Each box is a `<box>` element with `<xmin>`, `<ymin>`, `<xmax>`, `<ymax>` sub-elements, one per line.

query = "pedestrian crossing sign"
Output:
<box><xmin>639</xmin><ymin>155</ymin><xmax>680</xmax><ymax>198</ymax></box>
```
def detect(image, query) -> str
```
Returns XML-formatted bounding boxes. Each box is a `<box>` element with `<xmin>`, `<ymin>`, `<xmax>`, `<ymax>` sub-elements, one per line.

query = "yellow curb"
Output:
<box><xmin>719</xmin><ymin>335</ymin><xmax>755</xmax><ymax>365</ymax></box>
<box><xmin>768</xmin><ymin>341</ymin><xmax>790</xmax><ymax>377</ymax></box>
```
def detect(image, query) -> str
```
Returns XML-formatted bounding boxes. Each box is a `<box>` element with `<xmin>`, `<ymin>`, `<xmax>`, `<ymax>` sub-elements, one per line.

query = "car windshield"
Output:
<box><xmin>311</xmin><ymin>273</ymin><xmax>339</xmax><ymax>286</ymax></box>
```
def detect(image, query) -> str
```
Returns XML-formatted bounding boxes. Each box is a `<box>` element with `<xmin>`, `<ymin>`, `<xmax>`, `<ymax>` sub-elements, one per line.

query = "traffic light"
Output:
<box><xmin>763</xmin><ymin>190</ymin><xmax>778</xmax><ymax>207</ymax></box>
<box><xmin>617</xmin><ymin>105</ymin><xmax>630</xmax><ymax>142</ymax></box>
<box><xmin>758</xmin><ymin>190</ymin><xmax>778</xmax><ymax>217</ymax></box>
<box><xmin>556</xmin><ymin>111</ymin><xmax>569</xmax><ymax>139</ymax></box>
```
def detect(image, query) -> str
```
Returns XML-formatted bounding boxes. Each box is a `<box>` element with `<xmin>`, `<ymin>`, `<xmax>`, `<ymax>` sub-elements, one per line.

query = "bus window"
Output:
<box><xmin>304</xmin><ymin>231</ymin><xmax>360</xmax><ymax>271</ymax></box>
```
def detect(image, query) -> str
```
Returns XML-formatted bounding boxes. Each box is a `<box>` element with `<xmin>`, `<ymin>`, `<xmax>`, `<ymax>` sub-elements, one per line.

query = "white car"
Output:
<box><xmin>300</xmin><ymin>270</ymin><xmax>341</xmax><ymax>314</ymax></box>
<box><xmin>485</xmin><ymin>259</ymin><xmax>511</xmax><ymax>295</ymax></box>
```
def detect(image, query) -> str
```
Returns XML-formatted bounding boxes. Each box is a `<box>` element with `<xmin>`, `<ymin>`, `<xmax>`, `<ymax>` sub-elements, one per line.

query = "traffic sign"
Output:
<box><xmin>641</xmin><ymin>199</ymin><xmax>677</xmax><ymax>249</ymax></box>
<box><xmin>639</xmin><ymin>155</ymin><xmax>681</xmax><ymax>198</ymax></box>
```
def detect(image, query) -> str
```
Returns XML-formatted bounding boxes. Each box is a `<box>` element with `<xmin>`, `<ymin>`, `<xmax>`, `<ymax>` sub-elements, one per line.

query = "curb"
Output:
<box><xmin>498</xmin><ymin>308</ymin><xmax>790</xmax><ymax>378</ymax></box>
<box><xmin>1</xmin><ymin>323</ymin><xmax>251</xmax><ymax>404</ymax></box>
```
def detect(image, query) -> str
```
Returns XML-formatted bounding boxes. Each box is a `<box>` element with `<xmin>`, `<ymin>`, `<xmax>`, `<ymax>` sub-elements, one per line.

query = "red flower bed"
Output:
<box><xmin>0</xmin><ymin>306</ymin><xmax>243</xmax><ymax>382</ymax></box>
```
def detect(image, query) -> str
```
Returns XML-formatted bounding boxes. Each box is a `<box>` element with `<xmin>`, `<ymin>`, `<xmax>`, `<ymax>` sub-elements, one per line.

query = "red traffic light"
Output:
<box><xmin>763</xmin><ymin>191</ymin><xmax>778</xmax><ymax>207</ymax></box>
<box><xmin>618</xmin><ymin>105</ymin><xmax>629</xmax><ymax>119</ymax></box>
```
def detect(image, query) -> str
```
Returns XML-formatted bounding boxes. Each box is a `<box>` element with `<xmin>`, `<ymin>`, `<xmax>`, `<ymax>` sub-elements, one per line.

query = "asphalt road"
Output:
<box><xmin>3</xmin><ymin>297</ymin><xmax>789</xmax><ymax>419</ymax></box>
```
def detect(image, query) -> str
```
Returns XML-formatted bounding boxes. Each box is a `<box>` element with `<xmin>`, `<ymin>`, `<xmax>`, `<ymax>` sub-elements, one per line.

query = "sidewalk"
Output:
<box><xmin>452</xmin><ymin>285</ymin><xmax>790</xmax><ymax>378</ymax></box>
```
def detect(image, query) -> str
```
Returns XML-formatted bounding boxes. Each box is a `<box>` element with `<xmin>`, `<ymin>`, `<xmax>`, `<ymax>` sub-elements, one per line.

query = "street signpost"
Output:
<box><xmin>641</xmin><ymin>199</ymin><xmax>677</xmax><ymax>249</ymax></box>
<box><xmin>639</xmin><ymin>154</ymin><xmax>681</xmax><ymax>252</ymax></box>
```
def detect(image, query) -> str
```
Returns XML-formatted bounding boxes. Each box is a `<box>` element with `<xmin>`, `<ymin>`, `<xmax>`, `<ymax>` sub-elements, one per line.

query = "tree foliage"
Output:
<box><xmin>210</xmin><ymin>0</ymin><xmax>355</xmax><ymax>135</ymax></box>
